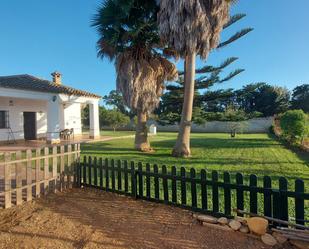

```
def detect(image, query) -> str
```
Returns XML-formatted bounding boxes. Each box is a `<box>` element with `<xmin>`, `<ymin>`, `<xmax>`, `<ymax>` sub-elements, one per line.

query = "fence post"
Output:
<box><xmin>67</xmin><ymin>145</ymin><xmax>72</xmax><ymax>189</ymax></box>
<box><xmin>83</xmin><ymin>156</ymin><xmax>87</xmax><ymax>186</ymax></box>
<box><xmin>99</xmin><ymin>158</ymin><xmax>103</xmax><ymax>188</ymax></box>
<box><xmin>111</xmin><ymin>159</ymin><xmax>115</xmax><ymax>191</ymax></box>
<box><xmin>60</xmin><ymin>146</ymin><xmax>65</xmax><ymax>191</ymax></box>
<box><xmin>15</xmin><ymin>151</ymin><xmax>22</xmax><ymax>205</ymax></box>
<box><xmin>105</xmin><ymin>159</ymin><xmax>109</xmax><ymax>190</ymax></box>
<box><xmin>223</xmin><ymin>172</ymin><xmax>231</xmax><ymax>216</ymax></box>
<box><xmin>249</xmin><ymin>174</ymin><xmax>258</xmax><ymax>214</ymax></box>
<box><xmin>88</xmin><ymin>156</ymin><xmax>92</xmax><ymax>186</ymax></box>
<box><xmin>263</xmin><ymin>176</ymin><xmax>272</xmax><ymax>218</ymax></box>
<box><xmin>236</xmin><ymin>173</ymin><xmax>244</xmax><ymax>216</ymax></box>
<box><xmin>212</xmin><ymin>171</ymin><xmax>219</xmax><ymax>214</ymax></box>
<box><xmin>201</xmin><ymin>169</ymin><xmax>207</xmax><ymax>210</ymax></box>
<box><xmin>295</xmin><ymin>179</ymin><xmax>305</xmax><ymax>225</ymax></box>
<box><xmin>26</xmin><ymin>149</ymin><xmax>32</xmax><ymax>201</ymax></box>
<box><xmin>4</xmin><ymin>152</ymin><xmax>11</xmax><ymax>208</ymax></box>
<box><xmin>190</xmin><ymin>168</ymin><xmax>197</xmax><ymax>209</ymax></box>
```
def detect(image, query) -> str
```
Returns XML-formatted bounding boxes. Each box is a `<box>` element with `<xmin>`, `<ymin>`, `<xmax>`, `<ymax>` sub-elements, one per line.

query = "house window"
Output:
<box><xmin>0</xmin><ymin>111</ymin><xmax>9</xmax><ymax>129</ymax></box>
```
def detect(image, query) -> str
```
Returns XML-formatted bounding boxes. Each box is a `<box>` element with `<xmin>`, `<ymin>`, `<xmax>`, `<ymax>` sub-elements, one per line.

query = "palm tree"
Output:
<box><xmin>158</xmin><ymin>0</ymin><xmax>232</xmax><ymax>157</ymax></box>
<box><xmin>92</xmin><ymin>0</ymin><xmax>177</xmax><ymax>152</ymax></box>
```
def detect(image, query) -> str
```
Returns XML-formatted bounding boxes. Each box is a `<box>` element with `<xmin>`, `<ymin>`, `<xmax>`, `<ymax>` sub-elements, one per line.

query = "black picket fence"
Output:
<box><xmin>77</xmin><ymin>156</ymin><xmax>309</xmax><ymax>227</ymax></box>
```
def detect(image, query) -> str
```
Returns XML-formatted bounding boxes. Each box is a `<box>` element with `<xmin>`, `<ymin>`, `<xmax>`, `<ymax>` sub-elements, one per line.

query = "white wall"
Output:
<box><xmin>63</xmin><ymin>102</ymin><xmax>82</xmax><ymax>135</ymax></box>
<box><xmin>0</xmin><ymin>97</ymin><xmax>47</xmax><ymax>141</ymax></box>
<box><xmin>153</xmin><ymin>117</ymin><xmax>274</xmax><ymax>133</ymax></box>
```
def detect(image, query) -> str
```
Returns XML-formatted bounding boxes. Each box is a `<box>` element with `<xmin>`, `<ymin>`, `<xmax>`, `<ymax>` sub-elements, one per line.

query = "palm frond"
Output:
<box><xmin>223</xmin><ymin>13</ymin><xmax>246</xmax><ymax>29</ymax></box>
<box><xmin>217</xmin><ymin>28</ymin><xmax>253</xmax><ymax>48</ymax></box>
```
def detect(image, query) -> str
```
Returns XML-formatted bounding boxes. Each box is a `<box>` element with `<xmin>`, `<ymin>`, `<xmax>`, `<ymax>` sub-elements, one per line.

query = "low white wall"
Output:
<box><xmin>155</xmin><ymin>117</ymin><xmax>274</xmax><ymax>133</ymax></box>
<box><xmin>0</xmin><ymin>97</ymin><xmax>47</xmax><ymax>141</ymax></box>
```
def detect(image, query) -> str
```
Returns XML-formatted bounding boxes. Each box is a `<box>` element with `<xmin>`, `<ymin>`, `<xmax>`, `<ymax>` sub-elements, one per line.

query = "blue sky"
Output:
<box><xmin>0</xmin><ymin>0</ymin><xmax>309</xmax><ymax>99</ymax></box>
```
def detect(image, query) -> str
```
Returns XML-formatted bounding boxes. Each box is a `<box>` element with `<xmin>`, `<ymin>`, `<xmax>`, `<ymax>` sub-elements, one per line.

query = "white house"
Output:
<box><xmin>0</xmin><ymin>72</ymin><xmax>101</xmax><ymax>144</ymax></box>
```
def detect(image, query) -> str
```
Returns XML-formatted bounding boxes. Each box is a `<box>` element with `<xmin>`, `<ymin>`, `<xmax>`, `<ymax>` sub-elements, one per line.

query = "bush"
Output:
<box><xmin>280</xmin><ymin>110</ymin><xmax>308</xmax><ymax>143</ymax></box>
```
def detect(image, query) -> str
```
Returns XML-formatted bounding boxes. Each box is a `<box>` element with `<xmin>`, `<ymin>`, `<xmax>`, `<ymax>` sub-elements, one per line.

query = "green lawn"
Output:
<box><xmin>81</xmin><ymin>132</ymin><xmax>309</xmax><ymax>188</ymax></box>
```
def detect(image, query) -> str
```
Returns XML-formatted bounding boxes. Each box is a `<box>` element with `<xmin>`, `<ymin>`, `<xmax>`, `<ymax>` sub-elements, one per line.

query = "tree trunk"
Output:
<box><xmin>172</xmin><ymin>52</ymin><xmax>196</xmax><ymax>157</ymax></box>
<box><xmin>135</xmin><ymin>110</ymin><xmax>152</xmax><ymax>152</ymax></box>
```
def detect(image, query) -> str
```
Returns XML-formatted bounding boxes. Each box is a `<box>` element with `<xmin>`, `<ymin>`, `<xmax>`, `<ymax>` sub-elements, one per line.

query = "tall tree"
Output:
<box><xmin>291</xmin><ymin>84</ymin><xmax>309</xmax><ymax>113</ymax></box>
<box><xmin>158</xmin><ymin>0</ymin><xmax>233</xmax><ymax>157</ymax></box>
<box><xmin>93</xmin><ymin>0</ymin><xmax>177</xmax><ymax>151</ymax></box>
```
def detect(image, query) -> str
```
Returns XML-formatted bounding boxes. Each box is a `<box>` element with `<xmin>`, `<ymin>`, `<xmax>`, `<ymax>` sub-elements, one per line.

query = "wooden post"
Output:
<box><xmin>223</xmin><ymin>172</ymin><xmax>231</xmax><ymax>216</ymax></box>
<box><xmin>44</xmin><ymin>147</ymin><xmax>49</xmax><ymax>194</ymax></box>
<box><xmin>212</xmin><ymin>171</ymin><xmax>219</xmax><ymax>214</ymax></box>
<box><xmin>26</xmin><ymin>149</ymin><xmax>32</xmax><ymax>202</ymax></box>
<box><xmin>181</xmin><ymin>167</ymin><xmax>187</xmax><ymax>206</ymax></box>
<box><xmin>4</xmin><ymin>152</ymin><xmax>11</xmax><ymax>208</ymax></box>
<box><xmin>171</xmin><ymin>166</ymin><xmax>177</xmax><ymax>203</ymax></box>
<box><xmin>162</xmin><ymin>165</ymin><xmax>168</xmax><ymax>203</ymax></box>
<box><xmin>52</xmin><ymin>146</ymin><xmax>57</xmax><ymax>192</ymax></box>
<box><xmin>236</xmin><ymin>173</ymin><xmax>244</xmax><ymax>217</ymax></box>
<box><xmin>35</xmin><ymin>149</ymin><xmax>41</xmax><ymax>197</ymax></box>
<box><xmin>15</xmin><ymin>151</ymin><xmax>22</xmax><ymax>205</ymax></box>
<box><xmin>201</xmin><ymin>169</ymin><xmax>207</xmax><ymax>210</ymax></box>
<box><xmin>190</xmin><ymin>168</ymin><xmax>197</xmax><ymax>208</ymax></box>
<box><xmin>154</xmin><ymin>164</ymin><xmax>159</xmax><ymax>200</ymax></box>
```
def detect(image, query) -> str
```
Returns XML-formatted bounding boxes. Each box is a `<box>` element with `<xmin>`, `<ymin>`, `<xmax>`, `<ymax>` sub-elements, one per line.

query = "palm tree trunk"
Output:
<box><xmin>135</xmin><ymin>110</ymin><xmax>151</xmax><ymax>152</ymax></box>
<box><xmin>172</xmin><ymin>52</ymin><xmax>196</xmax><ymax>157</ymax></box>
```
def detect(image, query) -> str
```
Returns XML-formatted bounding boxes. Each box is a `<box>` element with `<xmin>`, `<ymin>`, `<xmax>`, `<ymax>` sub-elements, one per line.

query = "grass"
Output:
<box><xmin>80</xmin><ymin>132</ymin><xmax>309</xmax><ymax>221</ymax></box>
<box><xmin>81</xmin><ymin>132</ymin><xmax>309</xmax><ymax>187</ymax></box>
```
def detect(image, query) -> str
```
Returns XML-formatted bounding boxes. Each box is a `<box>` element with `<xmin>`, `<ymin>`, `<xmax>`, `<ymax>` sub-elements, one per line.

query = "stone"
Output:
<box><xmin>261</xmin><ymin>234</ymin><xmax>277</xmax><ymax>246</ymax></box>
<box><xmin>229</xmin><ymin>220</ymin><xmax>242</xmax><ymax>231</ymax></box>
<box><xmin>235</xmin><ymin>216</ymin><xmax>247</xmax><ymax>225</ymax></box>
<box><xmin>247</xmin><ymin>217</ymin><xmax>268</xmax><ymax>235</ymax></box>
<box><xmin>196</xmin><ymin>215</ymin><xmax>218</xmax><ymax>224</ymax></box>
<box><xmin>272</xmin><ymin>232</ymin><xmax>287</xmax><ymax>244</ymax></box>
<box><xmin>290</xmin><ymin>240</ymin><xmax>309</xmax><ymax>249</ymax></box>
<box><xmin>239</xmin><ymin>225</ymin><xmax>249</xmax><ymax>233</ymax></box>
<box><xmin>202</xmin><ymin>222</ymin><xmax>232</xmax><ymax>231</ymax></box>
<box><xmin>218</xmin><ymin>217</ymin><xmax>229</xmax><ymax>225</ymax></box>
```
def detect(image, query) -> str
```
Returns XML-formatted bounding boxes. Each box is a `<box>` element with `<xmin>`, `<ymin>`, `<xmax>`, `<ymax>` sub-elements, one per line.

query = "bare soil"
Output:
<box><xmin>0</xmin><ymin>189</ymin><xmax>291</xmax><ymax>249</ymax></box>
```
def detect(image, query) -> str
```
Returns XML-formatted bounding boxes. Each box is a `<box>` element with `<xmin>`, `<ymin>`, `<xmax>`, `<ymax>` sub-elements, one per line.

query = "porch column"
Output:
<box><xmin>89</xmin><ymin>101</ymin><xmax>100</xmax><ymax>139</ymax></box>
<box><xmin>47</xmin><ymin>96</ymin><xmax>62</xmax><ymax>144</ymax></box>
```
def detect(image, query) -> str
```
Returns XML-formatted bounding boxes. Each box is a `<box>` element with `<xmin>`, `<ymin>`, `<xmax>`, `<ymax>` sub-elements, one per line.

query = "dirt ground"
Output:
<box><xmin>0</xmin><ymin>189</ymin><xmax>292</xmax><ymax>249</ymax></box>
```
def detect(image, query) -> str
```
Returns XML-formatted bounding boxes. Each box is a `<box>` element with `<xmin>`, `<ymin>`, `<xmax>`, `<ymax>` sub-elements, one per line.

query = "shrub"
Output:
<box><xmin>280</xmin><ymin>110</ymin><xmax>308</xmax><ymax>143</ymax></box>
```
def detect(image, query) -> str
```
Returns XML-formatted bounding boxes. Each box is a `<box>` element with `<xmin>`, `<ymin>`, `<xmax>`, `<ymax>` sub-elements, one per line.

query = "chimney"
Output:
<box><xmin>51</xmin><ymin>71</ymin><xmax>62</xmax><ymax>85</ymax></box>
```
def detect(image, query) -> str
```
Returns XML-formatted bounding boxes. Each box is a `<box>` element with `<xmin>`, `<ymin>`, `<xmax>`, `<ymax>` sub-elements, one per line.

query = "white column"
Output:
<box><xmin>89</xmin><ymin>101</ymin><xmax>100</xmax><ymax>139</ymax></box>
<box><xmin>47</xmin><ymin>96</ymin><xmax>62</xmax><ymax>144</ymax></box>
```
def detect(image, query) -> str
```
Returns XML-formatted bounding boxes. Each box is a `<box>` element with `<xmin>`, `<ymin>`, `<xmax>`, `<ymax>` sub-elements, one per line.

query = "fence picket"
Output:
<box><xmin>154</xmin><ymin>164</ymin><xmax>159</xmax><ymax>200</ymax></box>
<box><xmin>35</xmin><ymin>149</ymin><xmax>41</xmax><ymax>197</ymax></box>
<box><xmin>88</xmin><ymin>156</ymin><xmax>92</xmax><ymax>185</ymax></box>
<box><xmin>117</xmin><ymin>160</ymin><xmax>122</xmax><ymax>191</ymax></box>
<box><xmin>249</xmin><ymin>174</ymin><xmax>258</xmax><ymax>214</ymax></box>
<box><xmin>15</xmin><ymin>151</ymin><xmax>22</xmax><ymax>205</ymax></box>
<box><xmin>130</xmin><ymin>162</ymin><xmax>136</xmax><ymax>198</ymax></box>
<box><xmin>236</xmin><ymin>173</ymin><xmax>244</xmax><ymax>216</ymax></box>
<box><xmin>99</xmin><ymin>158</ymin><xmax>103</xmax><ymax>188</ymax></box>
<box><xmin>93</xmin><ymin>157</ymin><xmax>98</xmax><ymax>187</ymax></box>
<box><xmin>124</xmin><ymin>160</ymin><xmax>128</xmax><ymax>192</ymax></box>
<box><xmin>201</xmin><ymin>169</ymin><xmax>207</xmax><ymax>210</ymax></box>
<box><xmin>4</xmin><ymin>153</ymin><xmax>11</xmax><ymax>208</ymax></box>
<box><xmin>171</xmin><ymin>166</ymin><xmax>177</xmax><ymax>204</ymax></box>
<box><xmin>105</xmin><ymin>159</ymin><xmax>109</xmax><ymax>190</ymax></box>
<box><xmin>223</xmin><ymin>172</ymin><xmax>231</xmax><ymax>216</ymax></box>
<box><xmin>190</xmin><ymin>168</ymin><xmax>197</xmax><ymax>209</ymax></box>
<box><xmin>279</xmin><ymin>177</ymin><xmax>288</xmax><ymax>225</ymax></box>
<box><xmin>26</xmin><ymin>150</ymin><xmax>32</xmax><ymax>201</ymax></box>
<box><xmin>180</xmin><ymin>167</ymin><xmax>186</xmax><ymax>206</ymax></box>
<box><xmin>212</xmin><ymin>171</ymin><xmax>219</xmax><ymax>213</ymax></box>
<box><xmin>146</xmin><ymin>163</ymin><xmax>151</xmax><ymax>198</ymax></box>
<box><xmin>263</xmin><ymin>176</ymin><xmax>272</xmax><ymax>217</ymax></box>
<box><xmin>162</xmin><ymin>165</ymin><xmax>168</xmax><ymax>203</ymax></box>
<box><xmin>295</xmin><ymin>179</ymin><xmax>305</xmax><ymax>225</ymax></box>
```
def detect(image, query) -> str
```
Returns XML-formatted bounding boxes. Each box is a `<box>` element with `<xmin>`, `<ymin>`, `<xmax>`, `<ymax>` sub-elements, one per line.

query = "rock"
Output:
<box><xmin>239</xmin><ymin>225</ymin><xmax>249</xmax><ymax>233</ymax></box>
<box><xmin>272</xmin><ymin>232</ymin><xmax>287</xmax><ymax>244</ymax></box>
<box><xmin>229</xmin><ymin>220</ymin><xmax>241</xmax><ymax>231</ymax></box>
<box><xmin>235</xmin><ymin>216</ymin><xmax>247</xmax><ymax>225</ymax></box>
<box><xmin>261</xmin><ymin>234</ymin><xmax>277</xmax><ymax>246</ymax></box>
<box><xmin>202</xmin><ymin>222</ymin><xmax>232</xmax><ymax>231</ymax></box>
<box><xmin>196</xmin><ymin>215</ymin><xmax>217</xmax><ymax>224</ymax></box>
<box><xmin>290</xmin><ymin>240</ymin><xmax>309</xmax><ymax>249</ymax></box>
<box><xmin>247</xmin><ymin>217</ymin><xmax>268</xmax><ymax>235</ymax></box>
<box><xmin>218</xmin><ymin>217</ymin><xmax>229</xmax><ymax>225</ymax></box>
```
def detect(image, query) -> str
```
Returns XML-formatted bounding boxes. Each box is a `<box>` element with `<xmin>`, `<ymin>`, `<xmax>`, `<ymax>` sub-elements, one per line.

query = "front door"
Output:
<box><xmin>23</xmin><ymin>112</ymin><xmax>37</xmax><ymax>140</ymax></box>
